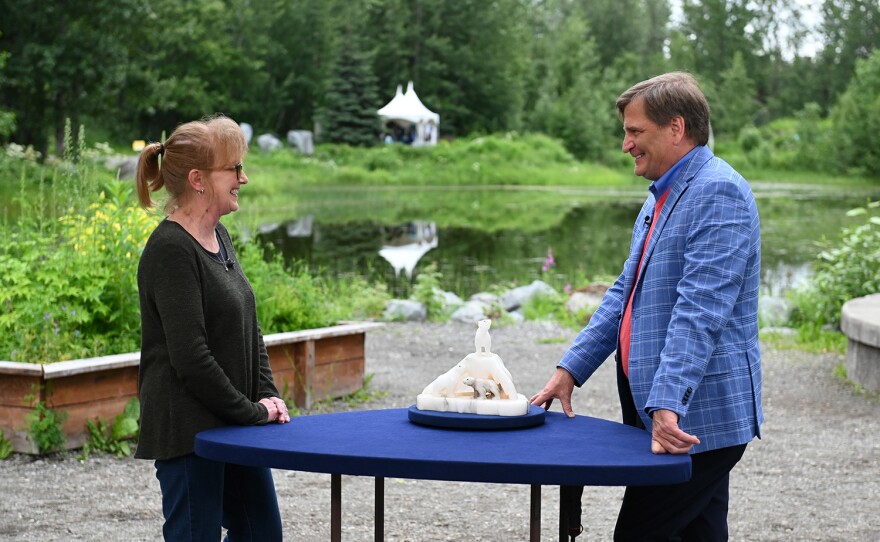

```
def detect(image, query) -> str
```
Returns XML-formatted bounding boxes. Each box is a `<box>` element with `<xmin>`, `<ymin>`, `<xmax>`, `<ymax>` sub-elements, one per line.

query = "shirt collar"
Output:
<box><xmin>649</xmin><ymin>146</ymin><xmax>700</xmax><ymax>198</ymax></box>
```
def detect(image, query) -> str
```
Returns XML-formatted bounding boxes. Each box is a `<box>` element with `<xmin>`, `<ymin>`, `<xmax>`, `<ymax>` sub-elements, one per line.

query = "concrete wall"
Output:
<box><xmin>841</xmin><ymin>294</ymin><xmax>880</xmax><ymax>393</ymax></box>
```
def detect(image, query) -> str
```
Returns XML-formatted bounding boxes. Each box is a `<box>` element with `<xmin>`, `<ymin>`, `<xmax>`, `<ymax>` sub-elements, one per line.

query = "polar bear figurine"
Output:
<box><xmin>475</xmin><ymin>318</ymin><xmax>491</xmax><ymax>354</ymax></box>
<box><xmin>419</xmin><ymin>320</ymin><xmax>517</xmax><ymax>399</ymax></box>
<box><xmin>417</xmin><ymin>319</ymin><xmax>527</xmax><ymax>416</ymax></box>
<box><xmin>463</xmin><ymin>376</ymin><xmax>500</xmax><ymax>400</ymax></box>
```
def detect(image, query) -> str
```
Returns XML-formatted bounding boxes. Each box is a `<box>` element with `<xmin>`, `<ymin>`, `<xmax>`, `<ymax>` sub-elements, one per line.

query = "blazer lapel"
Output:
<box><xmin>637</xmin><ymin>146</ymin><xmax>715</xmax><ymax>278</ymax></box>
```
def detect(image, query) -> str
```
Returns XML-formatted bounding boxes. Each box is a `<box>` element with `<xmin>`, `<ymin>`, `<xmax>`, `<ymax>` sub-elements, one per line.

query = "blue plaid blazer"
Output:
<box><xmin>560</xmin><ymin>146</ymin><xmax>763</xmax><ymax>454</ymax></box>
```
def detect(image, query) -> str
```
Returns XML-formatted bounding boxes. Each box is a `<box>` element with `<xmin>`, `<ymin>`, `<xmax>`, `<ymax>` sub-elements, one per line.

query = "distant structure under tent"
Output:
<box><xmin>377</xmin><ymin>81</ymin><xmax>439</xmax><ymax>146</ymax></box>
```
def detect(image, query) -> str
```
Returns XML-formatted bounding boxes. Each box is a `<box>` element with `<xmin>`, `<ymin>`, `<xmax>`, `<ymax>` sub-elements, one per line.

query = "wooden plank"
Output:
<box><xmin>45</xmin><ymin>367</ymin><xmax>138</xmax><ymax>407</ymax></box>
<box><xmin>314</xmin><ymin>333</ymin><xmax>365</xmax><ymax>365</ymax></box>
<box><xmin>311</xmin><ymin>358</ymin><xmax>365</xmax><ymax>400</ymax></box>
<box><xmin>0</xmin><ymin>372</ymin><xmax>42</xmax><ymax>409</ymax></box>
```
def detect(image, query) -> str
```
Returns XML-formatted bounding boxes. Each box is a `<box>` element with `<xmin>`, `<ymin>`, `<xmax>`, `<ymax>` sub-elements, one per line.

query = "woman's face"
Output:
<box><xmin>206</xmin><ymin>160</ymin><xmax>248</xmax><ymax>217</ymax></box>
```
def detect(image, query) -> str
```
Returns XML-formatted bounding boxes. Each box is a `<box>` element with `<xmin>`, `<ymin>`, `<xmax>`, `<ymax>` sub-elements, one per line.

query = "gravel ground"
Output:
<box><xmin>1</xmin><ymin>321</ymin><xmax>878</xmax><ymax>541</ymax></box>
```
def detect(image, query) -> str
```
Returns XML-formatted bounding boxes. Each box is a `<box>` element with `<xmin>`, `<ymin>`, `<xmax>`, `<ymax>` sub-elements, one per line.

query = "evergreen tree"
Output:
<box><xmin>316</xmin><ymin>39</ymin><xmax>382</xmax><ymax>146</ymax></box>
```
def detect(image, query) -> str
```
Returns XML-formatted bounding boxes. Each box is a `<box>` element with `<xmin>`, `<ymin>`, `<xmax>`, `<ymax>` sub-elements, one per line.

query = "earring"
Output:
<box><xmin>198</xmin><ymin>189</ymin><xmax>204</xmax><ymax>196</ymax></box>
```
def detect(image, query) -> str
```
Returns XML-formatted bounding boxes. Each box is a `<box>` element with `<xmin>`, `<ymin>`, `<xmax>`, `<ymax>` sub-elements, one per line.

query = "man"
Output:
<box><xmin>530</xmin><ymin>72</ymin><xmax>763</xmax><ymax>541</ymax></box>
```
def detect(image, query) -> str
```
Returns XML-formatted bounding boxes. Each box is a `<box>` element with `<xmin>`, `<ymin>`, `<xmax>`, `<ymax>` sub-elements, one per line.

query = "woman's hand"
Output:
<box><xmin>259</xmin><ymin>397</ymin><xmax>291</xmax><ymax>424</ymax></box>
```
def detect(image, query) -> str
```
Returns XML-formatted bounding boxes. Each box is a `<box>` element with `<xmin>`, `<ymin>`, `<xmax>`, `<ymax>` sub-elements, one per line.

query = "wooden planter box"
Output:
<box><xmin>0</xmin><ymin>322</ymin><xmax>383</xmax><ymax>454</ymax></box>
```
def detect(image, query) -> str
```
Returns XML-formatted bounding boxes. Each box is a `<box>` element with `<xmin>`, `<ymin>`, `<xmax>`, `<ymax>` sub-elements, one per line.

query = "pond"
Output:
<box><xmin>244</xmin><ymin>183</ymin><xmax>880</xmax><ymax>300</ymax></box>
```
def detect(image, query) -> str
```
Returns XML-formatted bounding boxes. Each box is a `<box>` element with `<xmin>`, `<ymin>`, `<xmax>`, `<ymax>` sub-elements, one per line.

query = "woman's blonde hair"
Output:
<box><xmin>136</xmin><ymin>114</ymin><xmax>248</xmax><ymax>213</ymax></box>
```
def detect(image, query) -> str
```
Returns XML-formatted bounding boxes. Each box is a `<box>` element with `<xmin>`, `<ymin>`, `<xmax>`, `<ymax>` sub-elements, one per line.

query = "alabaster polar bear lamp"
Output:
<box><xmin>416</xmin><ymin>319</ymin><xmax>529</xmax><ymax>416</ymax></box>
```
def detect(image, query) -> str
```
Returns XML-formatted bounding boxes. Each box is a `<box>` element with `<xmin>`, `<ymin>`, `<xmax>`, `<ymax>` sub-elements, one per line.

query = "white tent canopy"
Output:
<box><xmin>377</xmin><ymin>81</ymin><xmax>439</xmax><ymax>146</ymax></box>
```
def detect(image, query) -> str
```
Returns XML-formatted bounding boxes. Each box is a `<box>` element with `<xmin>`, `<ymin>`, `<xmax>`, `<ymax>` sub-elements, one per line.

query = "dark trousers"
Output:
<box><xmin>614</xmin><ymin>359</ymin><xmax>747</xmax><ymax>541</ymax></box>
<box><xmin>155</xmin><ymin>453</ymin><xmax>283</xmax><ymax>542</ymax></box>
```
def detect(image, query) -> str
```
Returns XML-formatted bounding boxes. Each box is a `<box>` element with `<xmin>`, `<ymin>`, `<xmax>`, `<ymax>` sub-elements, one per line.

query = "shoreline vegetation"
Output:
<box><xmin>1</xmin><ymin>131</ymin><xmax>877</xmax><ymax>367</ymax></box>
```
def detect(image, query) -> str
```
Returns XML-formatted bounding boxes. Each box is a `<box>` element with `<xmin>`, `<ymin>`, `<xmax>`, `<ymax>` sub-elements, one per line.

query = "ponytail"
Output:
<box><xmin>136</xmin><ymin>142</ymin><xmax>165</xmax><ymax>209</ymax></box>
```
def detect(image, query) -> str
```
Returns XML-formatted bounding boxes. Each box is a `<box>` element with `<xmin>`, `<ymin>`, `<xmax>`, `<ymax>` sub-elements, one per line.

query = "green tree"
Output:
<box><xmin>829</xmin><ymin>49</ymin><xmax>880</xmax><ymax>177</ymax></box>
<box><xmin>0</xmin><ymin>0</ymin><xmax>143</xmax><ymax>155</ymax></box>
<box><xmin>680</xmin><ymin>0</ymin><xmax>761</xmax><ymax>87</ymax></box>
<box><xmin>253</xmin><ymin>0</ymin><xmax>335</xmax><ymax>134</ymax></box>
<box><xmin>714</xmin><ymin>52</ymin><xmax>758</xmax><ymax>137</ymax></box>
<box><xmin>116</xmin><ymin>0</ymin><xmax>269</xmax><ymax>141</ymax></box>
<box><xmin>366</xmin><ymin>0</ymin><xmax>419</xmax><ymax>98</ymax></box>
<box><xmin>794</xmin><ymin>102</ymin><xmax>831</xmax><ymax>171</ymax></box>
<box><xmin>577</xmin><ymin>0</ymin><xmax>670</xmax><ymax>80</ymax></box>
<box><xmin>817</xmin><ymin>0</ymin><xmax>880</xmax><ymax>107</ymax></box>
<box><xmin>391</xmin><ymin>0</ymin><xmax>530</xmax><ymax>135</ymax></box>
<box><xmin>526</xmin><ymin>3</ymin><xmax>620</xmax><ymax>161</ymax></box>
<box><xmin>315</xmin><ymin>33</ymin><xmax>382</xmax><ymax>146</ymax></box>
<box><xmin>744</xmin><ymin>0</ymin><xmax>823</xmax><ymax>122</ymax></box>
<box><xmin>0</xmin><ymin>42</ymin><xmax>14</xmax><ymax>141</ymax></box>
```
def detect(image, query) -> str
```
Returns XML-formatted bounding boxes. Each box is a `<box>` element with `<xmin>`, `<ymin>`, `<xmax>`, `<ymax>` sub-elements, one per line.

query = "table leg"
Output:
<box><xmin>375</xmin><ymin>477</ymin><xmax>384</xmax><ymax>541</ymax></box>
<box><xmin>331</xmin><ymin>474</ymin><xmax>341</xmax><ymax>542</ymax></box>
<box><xmin>530</xmin><ymin>484</ymin><xmax>541</xmax><ymax>542</ymax></box>
<box><xmin>558</xmin><ymin>486</ymin><xmax>569</xmax><ymax>542</ymax></box>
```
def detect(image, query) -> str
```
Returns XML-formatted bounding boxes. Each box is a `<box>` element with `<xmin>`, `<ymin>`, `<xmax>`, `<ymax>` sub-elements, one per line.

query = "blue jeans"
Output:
<box><xmin>155</xmin><ymin>454</ymin><xmax>282</xmax><ymax>542</ymax></box>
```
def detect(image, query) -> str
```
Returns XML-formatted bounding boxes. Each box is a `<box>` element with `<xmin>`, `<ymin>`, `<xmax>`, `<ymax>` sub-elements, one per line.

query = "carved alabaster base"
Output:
<box><xmin>415</xmin><ymin>392</ymin><xmax>530</xmax><ymax>417</ymax></box>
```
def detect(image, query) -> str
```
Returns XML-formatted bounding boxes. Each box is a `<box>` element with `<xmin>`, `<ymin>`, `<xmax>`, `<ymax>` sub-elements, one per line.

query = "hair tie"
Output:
<box><xmin>158</xmin><ymin>143</ymin><xmax>165</xmax><ymax>156</ymax></box>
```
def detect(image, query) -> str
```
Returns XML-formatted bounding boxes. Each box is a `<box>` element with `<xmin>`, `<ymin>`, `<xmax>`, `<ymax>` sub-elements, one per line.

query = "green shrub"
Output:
<box><xmin>324</xmin><ymin>273</ymin><xmax>390</xmax><ymax>321</ymax></box>
<box><xmin>521</xmin><ymin>292</ymin><xmax>585</xmax><ymax>330</ymax></box>
<box><xmin>0</xmin><ymin>183</ymin><xmax>156</xmax><ymax>362</ymax></box>
<box><xmin>237</xmin><ymin>243</ymin><xmax>336</xmax><ymax>333</ymax></box>
<box><xmin>737</xmin><ymin>125</ymin><xmax>762</xmax><ymax>153</ymax></box>
<box><xmin>412</xmin><ymin>263</ymin><xmax>446</xmax><ymax>321</ymax></box>
<box><xmin>26</xmin><ymin>400</ymin><xmax>67</xmax><ymax>455</ymax></box>
<box><xmin>81</xmin><ymin>398</ymin><xmax>140</xmax><ymax>458</ymax></box>
<box><xmin>0</xmin><ymin>430</ymin><xmax>13</xmax><ymax>459</ymax></box>
<box><xmin>790</xmin><ymin>200</ymin><xmax>880</xmax><ymax>327</ymax></box>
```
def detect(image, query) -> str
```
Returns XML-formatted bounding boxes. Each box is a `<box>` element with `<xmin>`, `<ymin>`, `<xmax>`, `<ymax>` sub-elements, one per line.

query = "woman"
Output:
<box><xmin>135</xmin><ymin>114</ymin><xmax>289</xmax><ymax>541</ymax></box>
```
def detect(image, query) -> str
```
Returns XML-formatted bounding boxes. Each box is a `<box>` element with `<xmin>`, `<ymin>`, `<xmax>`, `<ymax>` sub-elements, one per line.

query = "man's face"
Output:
<box><xmin>621</xmin><ymin>97</ymin><xmax>680</xmax><ymax>181</ymax></box>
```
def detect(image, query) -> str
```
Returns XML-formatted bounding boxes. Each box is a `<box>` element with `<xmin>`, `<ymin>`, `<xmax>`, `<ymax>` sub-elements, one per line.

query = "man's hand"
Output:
<box><xmin>651</xmin><ymin>409</ymin><xmax>700</xmax><ymax>454</ymax></box>
<box><xmin>529</xmin><ymin>368</ymin><xmax>576</xmax><ymax>417</ymax></box>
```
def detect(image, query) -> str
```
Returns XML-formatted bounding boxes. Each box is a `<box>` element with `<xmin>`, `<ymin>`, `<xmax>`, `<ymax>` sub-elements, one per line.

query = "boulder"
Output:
<box><xmin>106</xmin><ymin>156</ymin><xmax>139</xmax><ymax>180</ymax></box>
<box><xmin>383</xmin><ymin>299</ymin><xmax>426</xmax><ymax>322</ymax></box>
<box><xmin>469</xmin><ymin>292</ymin><xmax>498</xmax><ymax>305</ymax></box>
<box><xmin>438</xmin><ymin>289</ymin><xmax>464</xmax><ymax>312</ymax></box>
<box><xmin>256</xmin><ymin>133</ymin><xmax>283</xmax><ymax>152</ymax></box>
<box><xmin>240</xmin><ymin>123</ymin><xmax>254</xmax><ymax>145</ymax></box>
<box><xmin>451</xmin><ymin>301</ymin><xmax>489</xmax><ymax>324</ymax></box>
<box><xmin>287</xmin><ymin>130</ymin><xmax>315</xmax><ymax>155</ymax></box>
<box><xmin>500</xmin><ymin>280</ymin><xmax>557</xmax><ymax>311</ymax></box>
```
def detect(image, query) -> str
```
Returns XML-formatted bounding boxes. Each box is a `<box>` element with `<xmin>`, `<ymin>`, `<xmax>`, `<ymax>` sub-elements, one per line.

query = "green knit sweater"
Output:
<box><xmin>135</xmin><ymin>219</ymin><xmax>278</xmax><ymax>460</ymax></box>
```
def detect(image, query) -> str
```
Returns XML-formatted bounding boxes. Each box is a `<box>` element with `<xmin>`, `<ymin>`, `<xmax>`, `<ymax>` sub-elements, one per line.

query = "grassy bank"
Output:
<box><xmin>244</xmin><ymin>133</ymin><xmax>631</xmax><ymax>190</ymax></box>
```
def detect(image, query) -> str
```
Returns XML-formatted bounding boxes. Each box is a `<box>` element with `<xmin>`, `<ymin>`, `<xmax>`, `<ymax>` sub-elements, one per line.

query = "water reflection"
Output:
<box><xmin>252</xmin><ymin>192</ymin><xmax>877</xmax><ymax>299</ymax></box>
<box><xmin>378</xmin><ymin>221</ymin><xmax>438</xmax><ymax>279</ymax></box>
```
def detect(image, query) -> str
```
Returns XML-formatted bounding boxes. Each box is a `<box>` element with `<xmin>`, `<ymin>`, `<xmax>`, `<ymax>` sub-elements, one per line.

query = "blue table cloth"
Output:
<box><xmin>196</xmin><ymin>407</ymin><xmax>690</xmax><ymax>486</ymax></box>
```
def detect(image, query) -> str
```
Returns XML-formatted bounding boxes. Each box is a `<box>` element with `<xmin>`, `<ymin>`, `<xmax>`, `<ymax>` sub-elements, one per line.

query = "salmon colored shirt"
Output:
<box><xmin>620</xmin><ymin>189</ymin><xmax>670</xmax><ymax>377</ymax></box>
